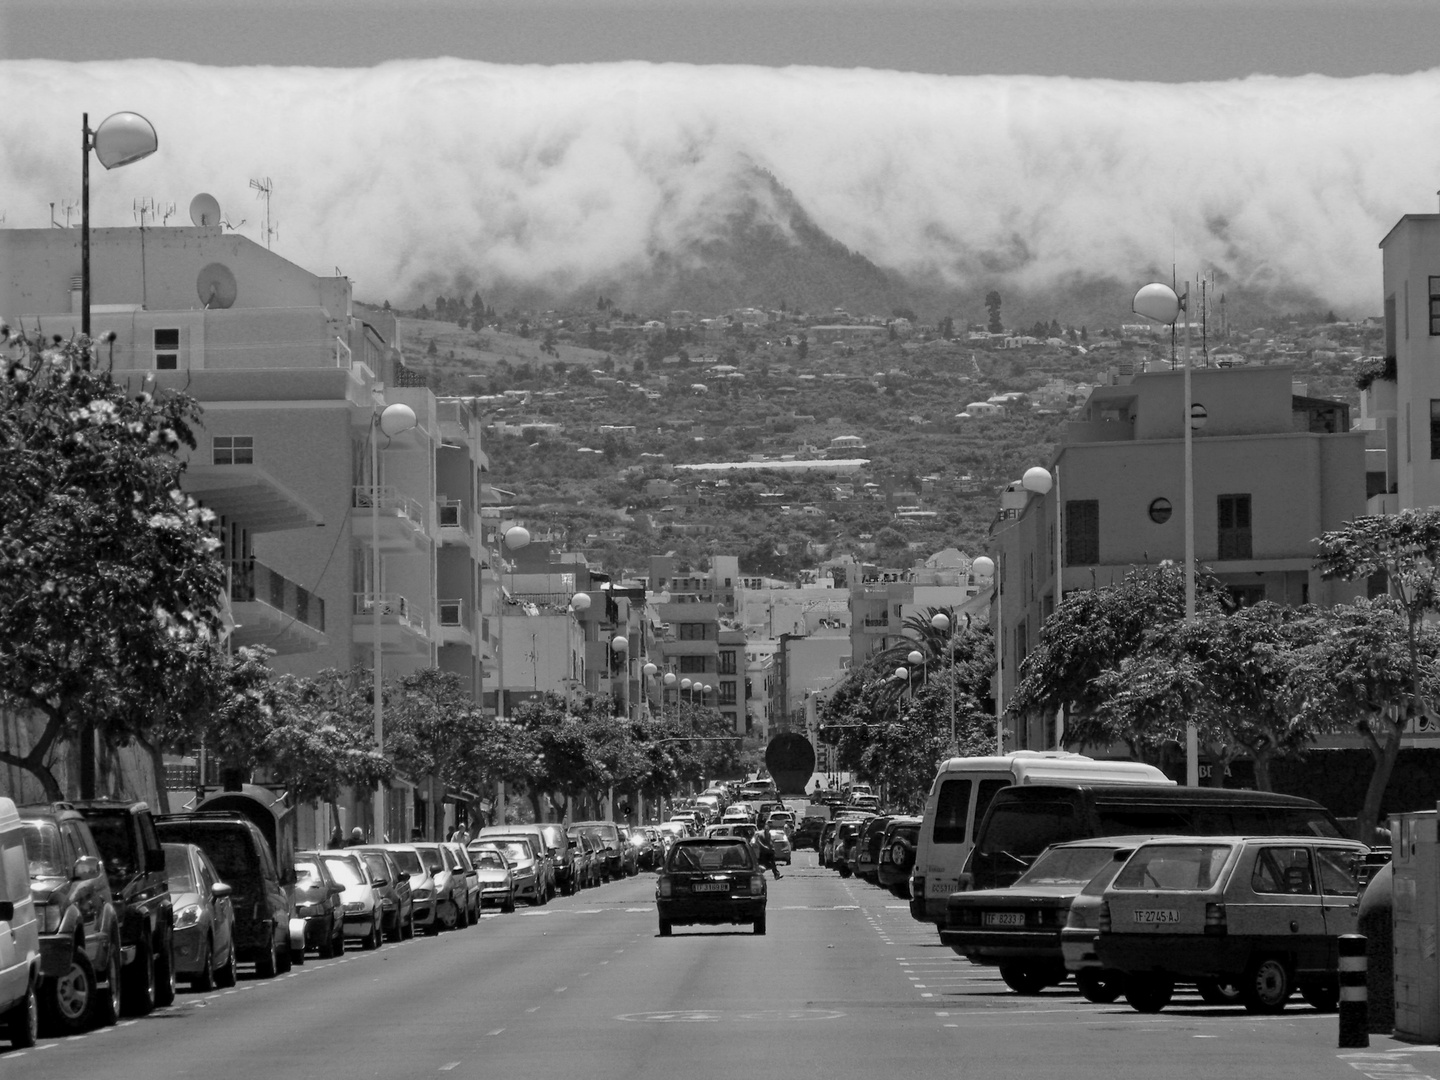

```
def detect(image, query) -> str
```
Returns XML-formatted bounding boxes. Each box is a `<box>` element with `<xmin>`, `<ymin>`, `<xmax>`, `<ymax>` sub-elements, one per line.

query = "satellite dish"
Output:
<box><xmin>190</xmin><ymin>193</ymin><xmax>222</xmax><ymax>227</ymax></box>
<box><xmin>196</xmin><ymin>263</ymin><xmax>238</xmax><ymax>309</ymax></box>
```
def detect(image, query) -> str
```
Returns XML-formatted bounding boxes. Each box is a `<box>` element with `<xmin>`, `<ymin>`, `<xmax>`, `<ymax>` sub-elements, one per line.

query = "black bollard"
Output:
<box><xmin>1339</xmin><ymin>933</ymin><xmax>1369</xmax><ymax>1048</ymax></box>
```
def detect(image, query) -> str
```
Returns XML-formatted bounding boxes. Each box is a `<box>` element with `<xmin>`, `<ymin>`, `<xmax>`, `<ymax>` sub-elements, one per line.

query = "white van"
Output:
<box><xmin>907</xmin><ymin>753</ymin><xmax>1170</xmax><ymax>925</ymax></box>
<box><xmin>0</xmin><ymin>796</ymin><xmax>40</xmax><ymax>1047</ymax></box>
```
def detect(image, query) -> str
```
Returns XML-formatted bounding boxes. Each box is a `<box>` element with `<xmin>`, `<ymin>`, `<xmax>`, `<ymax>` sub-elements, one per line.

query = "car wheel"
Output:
<box><xmin>999</xmin><ymin>964</ymin><xmax>1051</xmax><ymax>995</ymax></box>
<box><xmin>502</xmin><ymin>891</ymin><xmax>516</xmax><ymax>915</ymax></box>
<box><xmin>277</xmin><ymin>936</ymin><xmax>293</xmax><ymax>972</ymax></box>
<box><xmin>754</xmin><ymin>915</ymin><xmax>767</xmax><ymax>936</ymax></box>
<box><xmin>1241</xmin><ymin>956</ymin><xmax>1293</xmax><ymax>1014</ymax></box>
<box><xmin>658</xmin><ymin>920</ymin><xmax>672</xmax><ymax>937</ymax></box>
<box><xmin>154</xmin><ymin>937</ymin><xmax>177</xmax><ymax>1006</ymax></box>
<box><xmin>193</xmin><ymin>936</ymin><xmax>216</xmax><ymax>992</ymax></box>
<box><xmin>405</xmin><ymin>911</ymin><xmax>416</xmax><ymax>940</ymax></box>
<box><xmin>439</xmin><ymin>898</ymin><xmax>459</xmax><ymax>929</ymax></box>
<box><xmin>362</xmin><ymin>918</ymin><xmax>381</xmax><ymax>950</ymax></box>
<box><xmin>123</xmin><ymin>941</ymin><xmax>157</xmax><ymax>1016</ymax></box>
<box><xmin>318</xmin><ymin>923</ymin><xmax>336</xmax><ymax>958</ymax></box>
<box><xmin>1300</xmin><ymin>976</ymin><xmax>1340</xmax><ymax>1012</ymax></box>
<box><xmin>256</xmin><ymin>934</ymin><xmax>279</xmax><ymax>978</ymax></box>
<box><xmin>215</xmin><ymin>943</ymin><xmax>237</xmax><ymax>988</ymax></box>
<box><xmin>95</xmin><ymin>939</ymin><xmax>122</xmax><ymax>1027</ymax></box>
<box><xmin>5</xmin><ymin>978</ymin><xmax>39</xmax><ymax>1048</ymax></box>
<box><xmin>1197</xmin><ymin>979</ymin><xmax>1242</xmax><ymax>1006</ymax></box>
<box><xmin>837</xmin><ymin>864</ymin><xmax>852</xmax><ymax>878</ymax></box>
<box><xmin>1124</xmin><ymin>974</ymin><xmax>1175</xmax><ymax>1014</ymax></box>
<box><xmin>1075</xmin><ymin>969</ymin><xmax>1124</xmax><ymax>1004</ymax></box>
<box><xmin>41</xmin><ymin>951</ymin><xmax>97</xmax><ymax>1036</ymax></box>
<box><xmin>291</xmin><ymin>942</ymin><xmax>307</xmax><ymax>965</ymax></box>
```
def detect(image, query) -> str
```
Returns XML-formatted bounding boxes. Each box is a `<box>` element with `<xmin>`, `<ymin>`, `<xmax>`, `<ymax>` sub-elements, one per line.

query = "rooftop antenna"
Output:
<box><xmin>159</xmin><ymin>201</ymin><xmax>177</xmax><ymax>226</ymax></box>
<box><xmin>219</xmin><ymin>215</ymin><xmax>246</xmax><ymax>232</ymax></box>
<box><xmin>50</xmin><ymin>199</ymin><xmax>79</xmax><ymax>228</ymax></box>
<box><xmin>133</xmin><ymin>196</ymin><xmax>158</xmax><ymax>228</ymax></box>
<box><xmin>249</xmin><ymin>177</ymin><xmax>278</xmax><ymax>249</ymax></box>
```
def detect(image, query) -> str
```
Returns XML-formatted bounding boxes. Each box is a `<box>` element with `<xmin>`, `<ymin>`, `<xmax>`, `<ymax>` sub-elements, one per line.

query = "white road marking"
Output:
<box><xmin>439</xmin><ymin>1062</ymin><xmax>462</xmax><ymax>1071</ymax></box>
<box><xmin>485</xmin><ymin>1028</ymin><xmax>505</xmax><ymax>1036</ymax></box>
<box><xmin>555</xmin><ymin>986</ymin><xmax>568</xmax><ymax>993</ymax></box>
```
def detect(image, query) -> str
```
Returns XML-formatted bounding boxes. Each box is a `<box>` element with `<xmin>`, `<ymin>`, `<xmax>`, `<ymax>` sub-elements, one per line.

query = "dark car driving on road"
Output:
<box><xmin>656</xmin><ymin>837</ymin><xmax>768</xmax><ymax>937</ymax></box>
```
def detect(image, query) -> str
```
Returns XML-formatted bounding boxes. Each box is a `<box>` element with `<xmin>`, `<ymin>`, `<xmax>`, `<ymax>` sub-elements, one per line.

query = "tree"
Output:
<box><xmin>985</xmin><ymin>290</ymin><xmax>1003</xmax><ymax>334</ymax></box>
<box><xmin>0</xmin><ymin>333</ymin><xmax>226</xmax><ymax>799</ymax></box>
<box><xmin>1315</xmin><ymin>510</ymin><xmax>1440</xmax><ymax>838</ymax></box>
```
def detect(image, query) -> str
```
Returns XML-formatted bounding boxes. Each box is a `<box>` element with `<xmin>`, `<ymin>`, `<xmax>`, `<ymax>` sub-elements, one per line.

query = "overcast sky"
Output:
<box><xmin>4</xmin><ymin>0</ymin><xmax>1440</xmax><ymax>81</ymax></box>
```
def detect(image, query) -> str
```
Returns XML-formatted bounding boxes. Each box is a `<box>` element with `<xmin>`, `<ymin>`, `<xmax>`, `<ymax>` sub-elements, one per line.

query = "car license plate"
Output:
<box><xmin>692</xmin><ymin>882</ymin><xmax>729</xmax><ymax>892</ymax></box>
<box><xmin>1133</xmin><ymin>909</ymin><xmax>1180</xmax><ymax>924</ymax></box>
<box><xmin>983</xmin><ymin>912</ymin><xmax>1026</xmax><ymax>927</ymax></box>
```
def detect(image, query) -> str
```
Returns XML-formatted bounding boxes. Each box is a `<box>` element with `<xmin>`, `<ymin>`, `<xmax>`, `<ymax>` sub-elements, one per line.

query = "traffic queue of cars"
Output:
<box><xmin>891</xmin><ymin>752</ymin><xmax>1382</xmax><ymax>1015</ymax></box>
<box><xmin>0</xmin><ymin>796</ymin><xmax>660</xmax><ymax>1049</ymax></box>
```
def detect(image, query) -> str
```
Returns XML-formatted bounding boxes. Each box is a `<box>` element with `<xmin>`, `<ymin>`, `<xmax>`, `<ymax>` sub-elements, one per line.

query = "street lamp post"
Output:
<box><xmin>1133</xmin><ymin>281</ymin><xmax>1200</xmax><ymax>787</ymax></box>
<box><xmin>492</xmin><ymin>523</ymin><xmax>531</xmax><ymax>824</ymax></box>
<box><xmin>971</xmin><ymin>555</ymin><xmax>998</xmax><ymax>754</ymax></box>
<box><xmin>930</xmin><ymin>611</ymin><xmax>954</xmax><ymax>754</ymax></box>
<box><xmin>82</xmin><ymin>111</ymin><xmax>158</xmax><ymax>338</ymax></box>
<box><xmin>371</xmin><ymin>402</ymin><xmax>417</xmax><ymax>842</ymax></box>
<box><xmin>1021</xmin><ymin>464</ymin><xmax>1065</xmax><ymax>749</ymax></box>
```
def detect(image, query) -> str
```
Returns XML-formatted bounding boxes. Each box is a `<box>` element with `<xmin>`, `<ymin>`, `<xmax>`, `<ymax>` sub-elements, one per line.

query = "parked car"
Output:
<box><xmin>73</xmin><ymin>800</ymin><xmax>177</xmax><ymax>1015</ymax></box>
<box><xmin>818</xmin><ymin>821</ymin><xmax>839</xmax><ymax>868</ymax></box>
<box><xmin>877</xmin><ymin>816</ymin><xmax>922</xmax><ymax>897</ymax></box>
<box><xmin>475</xmin><ymin>838</ymin><xmax>545</xmax><ymax>906</ymax></box>
<box><xmin>19</xmin><ymin>802</ymin><xmax>123</xmax><ymax>1034</ymax></box>
<box><xmin>317</xmin><ymin>850</ymin><xmax>384</xmax><ymax>949</ymax></box>
<box><xmin>290</xmin><ymin>852</ymin><xmax>345</xmax><ymax>958</ymax></box>
<box><xmin>411</xmin><ymin>843</ymin><xmax>468</xmax><ymax>929</ymax></box>
<box><xmin>163</xmin><ymin>842</ymin><xmax>236</xmax><ymax>989</ymax></box>
<box><xmin>539</xmin><ymin>824</ymin><xmax>578</xmax><ymax>896</ymax></box>
<box><xmin>793</xmin><ymin>817</ymin><xmax>825</xmax><ymax>852</ymax></box>
<box><xmin>1096</xmin><ymin>836</ymin><xmax>1370</xmax><ymax>1013</ymax></box>
<box><xmin>855</xmin><ymin>815</ymin><xmax>894</xmax><ymax>882</ymax></box>
<box><xmin>378</xmin><ymin>845</ymin><xmax>437</xmax><ymax>933</ymax></box>
<box><xmin>940</xmin><ymin>837</ymin><xmax>1163</xmax><ymax>996</ymax></box>
<box><xmin>573</xmin><ymin>821</ymin><xmax>626</xmax><ymax>881</ymax></box>
<box><xmin>353</xmin><ymin>846</ymin><xmax>415</xmax><ymax>942</ymax></box>
<box><xmin>832</xmin><ymin>818</ymin><xmax>870</xmax><ymax>878</ymax></box>
<box><xmin>1060</xmin><ymin>841</ymin><xmax>1156</xmax><ymax>1004</ymax></box>
<box><xmin>155</xmin><ymin>813</ymin><xmax>293</xmax><ymax>979</ymax></box>
<box><xmin>476</xmin><ymin>826</ymin><xmax>555</xmax><ymax>901</ymax></box>
<box><xmin>614</xmin><ymin>828</ymin><xmax>640</xmax><ymax>877</ymax></box>
<box><xmin>443</xmin><ymin>842</ymin><xmax>481</xmax><ymax>924</ymax></box>
<box><xmin>566</xmin><ymin>829</ymin><xmax>597</xmax><ymax>889</ymax></box>
<box><xmin>656</xmin><ymin>836</ymin><xmax>768</xmax><ymax>936</ymax></box>
<box><xmin>468</xmin><ymin>845</ymin><xmax>517</xmax><ymax>912</ymax></box>
<box><xmin>0</xmin><ymin>796</ymin><xmax>41</xmax><ymax>1048</ymax></box>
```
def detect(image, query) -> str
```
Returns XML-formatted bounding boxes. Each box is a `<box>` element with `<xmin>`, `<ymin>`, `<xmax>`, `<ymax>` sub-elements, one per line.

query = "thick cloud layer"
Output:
<box><xmin>4</xmin><ymin>58</ymin><xmax>1439</xmax><ymax>311</ymax></box>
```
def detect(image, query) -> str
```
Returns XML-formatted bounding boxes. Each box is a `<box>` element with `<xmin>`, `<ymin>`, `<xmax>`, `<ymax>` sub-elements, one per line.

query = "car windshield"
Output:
<box><xmin>164</xmin><ymin>844</ymin><xmax>196</xmax><ymax>892</ymax></box>
<box><xmin>21</xmin><ymin>821</ymin><xmax>67</xmax><ymax>878</ymax></box>
<box><xmin>1015</xmin><ymin>845</ymin><xmax>1121</xmax><ymax>887</ymax></box>
<box><xmin>1114</xmin><ymin>844</ymin><xmax>1233</xmax><ymax>891</ymax></box>
<box><xmin>417</xmin><ymin>848</ymin><xmax>444</xmax><ymax>873</ymax></box>
<box><xmin>494</xmin><ymin>841</ymin><xmax>531</xmax><ymax>864</ymax></box>
<box><xmin>361</xmin><ymin>855</ymin><xmax>388</xmax><ymax>880</ymax></box>
<box><xmin>323</xmin><ymin>856</ymin><xmax>366</xmax><ymax>887</ymax></box>
<box><xmin>669</xmin><ymin>840</ymin><xmax>752</xmax><ymax>871</ymax></box>
<box><xmin>471</xmin><ymin>850</ymin><xmax>506</xmax><ymax>870</ymax></box>
<box><xmin>390</xmin><ymin>849</ymin><xmax>423</xmax><ymax>875</ymax></box>
<box><xmin>294</xmin><ymin>860</ymin><xmax>323</xmax><ymax>884</ymax></box>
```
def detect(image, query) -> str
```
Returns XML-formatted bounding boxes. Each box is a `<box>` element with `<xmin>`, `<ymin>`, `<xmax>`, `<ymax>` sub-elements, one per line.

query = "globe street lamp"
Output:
<box><xmin>82</xmin><ymin>111</ymin><xmax>157</xmax><ymax>338</ymax></box>
<box><xmin>931</xmin><ymin>611</ymin><xmax>956</xmax><ymax>754</ymax></box>
<box><xmin>1021</xmin><ymin>464</ymin><xmax>1065</xmax><ymax>749</ymax></box>
<box><xmin>970</xmin><ymin>555</ymin><xmax>999</xmax><ymax>754</ymax></box>
<box><xmin>1133</xmin><ymin>281</ymin><xmax>1200</xmax><ymax>787</ymax></box>
<box><xmin>371</xmin><ymin>402</ymin><xmax>416</xmax><ymax>842</ymax></box>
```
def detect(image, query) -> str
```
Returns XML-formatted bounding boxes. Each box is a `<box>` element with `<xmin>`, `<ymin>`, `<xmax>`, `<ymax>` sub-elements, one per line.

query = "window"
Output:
<box><xmin>154</xmin><ymin>328</ymin><xmax>179</xmax><ymax>369</ymax></box>
<box><xmin>1431</xmin><ymin>400</ymin><xmax>1440</xmax><ymax>459</ymax></box>
<box><xmin>1431</xmin><ymin>276</ymin><xmax>1440</xmax><ymax>336</ymax></box>
<box><xmin>718</xmin><ymin>681</ymin><xmax>737</xmax><ymax>704</ymax></box>
<box><xmin>1064</xmin><ymin>500</ymin><xmax>1099</xmax><ymax>566</ymax></box>
<box><xmin>1218</xmin><ymin>494</ymin><xmax>1252</xmax><ymax>560</ymax></box>
<box><xmin>679</xmin><ymin>656</ymin><xmax>707</xmax><ymax>674</ymax></box>
<box><xmin>1228</xmin><ymin>584</ymin><xmax>1266</xmax><ymax>608</ymax></box>
<box><xmin>214</xmin><ymin>436</ymin><xmax>254</xmax><ymax>465</ymax></box>
<box><xmin>931</xmin><ymin>779</ymin><xmax>972</xmax><ymax>845</ymax></box>
<box><xmin>1252</xmin><ymin>847</ymin><xmax>1316</xmax><ymax>895</ymax></box>
<box><xmin>678</xmin><ymin>623</ymin><xmax>707</xmax><ymax>641</ymax></box>
<box><xmin>718</xmin><ymin>650</ymin><xmax>736</xmax><ymax>675</ymax></box>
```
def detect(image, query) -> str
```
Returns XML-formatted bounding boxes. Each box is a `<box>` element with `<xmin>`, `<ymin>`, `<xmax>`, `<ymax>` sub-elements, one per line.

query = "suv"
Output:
<box><xmin>876</xmin><ymin>816</ymin><xmax>921</xmax><ymax>897</ymax></box>
<box><xmin>1097</xmin><ymin>836</ymin><xmax>1369</xmax><ymax>1013</ymax></box>
<box><xmin>73</xmin><ymin>801</ymin><xmax>176</xmax><ymax>1014</ymax></box>
<box><xmin>155</xmin><ymin>813</ymin><xmax>293</xmax><ymax>978</ymax></box>
<box><xmin>18</xmin><ymin>802</ymin><xmax>124</xmax><ymax>1035</ymax></box>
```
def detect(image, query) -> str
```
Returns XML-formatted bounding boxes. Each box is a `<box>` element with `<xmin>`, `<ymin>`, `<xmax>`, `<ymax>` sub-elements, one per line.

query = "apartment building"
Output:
<box><xmin>990</xmin><ymin>362</ymin><xmax>1367</xmax><ymax>750</ymax></box>
<box><xmin>1</xmin><ymin>226</ymin><xmax>491</xmax><ymax>841</ymax></box>
<box><xmin>1378</xmin><ymin>210</ymin><xmax>1440</xmax><ymax>510</ymax></box>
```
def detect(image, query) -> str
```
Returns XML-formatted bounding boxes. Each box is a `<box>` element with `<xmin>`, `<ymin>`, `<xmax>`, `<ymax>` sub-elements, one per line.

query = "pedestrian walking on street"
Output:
<box><xmin>348</xmin><ymin>826</ymin><xmax>365</xmax><ymax>846</ymax></box>
<box><xmin>754</xmin><ymin>826</ymin><xmax>781</xmax><ymax>880</ymax></box>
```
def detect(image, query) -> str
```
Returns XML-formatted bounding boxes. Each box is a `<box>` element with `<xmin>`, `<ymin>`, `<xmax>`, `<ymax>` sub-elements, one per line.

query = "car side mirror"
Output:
<box><xmin>73</xmin><ymin>855</ymin><xmax>103</xmax><ymax>880</ymax></box>
<box><xmin>400</xmin><ymin>871</ymin><xmax>410</xmax><ymax>881</ymax></box>
<box><xmin>211</xmin><ymin>882</ymin><xmax>232</xmax><ymax>899</ymax></box>
<box><xmin>0</xmin><ymin>901</ymin><xmax>13</xmax><ymax>920</ymax></box>
<box><xmin>329</xmin><ymin>884</ymin><xmax>346</xmax><ymax>896</ymax></box>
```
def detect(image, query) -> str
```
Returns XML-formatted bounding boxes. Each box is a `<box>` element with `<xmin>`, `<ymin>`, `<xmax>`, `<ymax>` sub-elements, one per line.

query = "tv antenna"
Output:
<box><xmin>249</xmin><ymin>176</ymin><xmax>279</xmax><ymax>249</ymax></box>
<box><xmin>50</xmin><ymin>200</ymin><xmax>79</xmax><ymax>228</ymax></box>
<box><xmin>133</xmin><ymin>197</ymin><xmax>173</xmax><ymax>228</ymax></box>
<box><xmin>219</xmin><ymin>215</ymin><xmax>247</xmax><ymax>232</ymax></box>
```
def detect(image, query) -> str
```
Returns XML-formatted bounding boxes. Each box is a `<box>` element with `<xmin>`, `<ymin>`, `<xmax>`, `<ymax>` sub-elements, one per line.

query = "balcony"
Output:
<box><xmin>353</xmin><ymin>486</ymin><xmax>430</xmax><ymax>550</ymax></box>
<box><xmin>436</xmin><ymin>597</ymin><xmax>475</xmax><ymax>647</ymax></box>
<box><xmin>229</xmin><ymin>559</ymin><xmax>326</xmax><ymax>654</ymax></box>
<box><xmin>351</xmin><ymin>592</ymin><xmax>430</xmax><ymax>654</ymax></box>
<box><xmin>437</xmin><ymin>497</ymin><xmax>472</xmax><ymax>547</ymax></box>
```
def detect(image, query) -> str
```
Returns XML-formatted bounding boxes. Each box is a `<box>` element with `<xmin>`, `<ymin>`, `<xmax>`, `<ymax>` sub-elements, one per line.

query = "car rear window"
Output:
<box><xmin>1015</xmin><ymin>845</ymin><xmax>1123</xmax><ymax>887</ymax></box>
<box><xmin>471</xmin><ymin>850</ymin><xmax>505</xmax><ymax>869</ymax></box>
<box><xmin>492</xmin><ymin>841</ymin><xmax>531</xmax><ymax>864</ymax></box>
<box><xmin>669</xmin><ymin>841</ymin><xmax>753</xmax><ymax>871</ymax></box>
<box><xmin>171</xmin><ymin>826</ymin><xmax>261</xmax><ymax>884</ymax></box>
<box><xmin>390</xmin><ymin>849</ymin><xmax>423</xmax><ymax>875</ymax></box>
<box><xmin>1114</xmin><ymin>844</ymin><xmax>1233</xmax><ymax>891</ymax></box>
<box><xmin>294</xmin><ymin>860</ymin><xmax>322</xmax><ymax>884</ymax></box>
<box><xmin>978</xmin><ymin>802</ymin><xmax>1080</xmax><ymax>859</ymax></box>
<box><xmin>21</xmin><ymin>821</ymin><xmax>69</xmax><ymax>878</ymax></box>
<box><xmin>82</xmin><ymin>814</ymin><xmax>134</xmax><ymax>874</ymax></box>
<box><xmin>417</xmin><ymin>848</ymin><xmax>444</xmax><ymax>873</ymax></box>
<box><xmin>932</xmin><ymin>779</ymin><xmax>972</xmax><ymax>845</ymax></box>
<box><xmin>323</xmin><ymin>856</ymin><xmax>365</xmax><ymax>887</ymax></box>
<box><xmin>361</xmin><ymin>854</ymin><xmax>388</xmax><ymax>880</ymax></box>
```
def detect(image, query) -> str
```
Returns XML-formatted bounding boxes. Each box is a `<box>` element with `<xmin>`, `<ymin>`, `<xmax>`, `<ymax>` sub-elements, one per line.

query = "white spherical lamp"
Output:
<box><xmin>611</xmin><ymin>634</ymin><xmax>628</xmax><ymax>653</ymax></box>
<box><xmin>907</xmin><ymin>649</ymin><xmax>924</xmax><ymax>666</ymax></box>
<box><xmin>643</xmin><ymin>662</ymin><xmax>658</xmax><ymax>677</ymax></box>
<box><xmin>570</xmin><ymin>592</ymin><xmax>591</xmax><ymax>612</ymax></box>
<box><xmin>931</xmin><ymin>612</ymin><xmax>950</xmax><ymax>633</ymax></box>
<box><xmin>971</xmin><ymin>555</ymin><xmax>995</xmax><ymax>580</ymax></box>
<box><xmin>894</xmin><ymin>666</ymin><xmax>908</xmax><ymax>681</ymax></box>
<box><xmin>664</xmin><ymin>672</ymin><xmax>677</xmax><ymax>687</ymax></box>
<box><xmin>1021</xmin><ymin>466</ymin><xmax>1053</xmax><ymax>495</ymax></box>
<box><xmin>680</xmin><ymin>678</ymin><xmax>692</xmax><ymax>691</ymax></box>
<box><xmin>379</xmin><ymin>402</ymin><xmax>417</xmax><ymax>438</ymax></box>
<box><xmin>503</xmin><ymin>525</ymin><xmax>531</xmax><ymax>551</ymax></box>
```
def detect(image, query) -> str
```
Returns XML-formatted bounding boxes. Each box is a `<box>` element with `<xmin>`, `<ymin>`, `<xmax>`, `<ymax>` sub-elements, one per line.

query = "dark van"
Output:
<box><xmin>964</xmin><ymin>785</ymin><xmax>1343</xmax><ymax>892</ymax></box>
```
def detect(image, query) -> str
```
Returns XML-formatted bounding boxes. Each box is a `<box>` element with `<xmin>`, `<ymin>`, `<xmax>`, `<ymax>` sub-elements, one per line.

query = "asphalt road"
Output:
<box><xmin>6</xmin><ymin>852</ymin><xmax>1431</xmax><ymax>1080</ymax></box>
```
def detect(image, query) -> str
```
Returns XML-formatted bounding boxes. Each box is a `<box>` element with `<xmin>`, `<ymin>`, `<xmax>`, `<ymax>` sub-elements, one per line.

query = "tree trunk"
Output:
<box><xmin>1357</xmin><ymin>718</ymin><xmax>1402</xmax><ymax>845</ymax></box>
<box><xmin>137</xmin><ymin>736</ymin><xmax>171</xmax><ymax>814</ymax></box>
<box><xmin>528</xmin><ymin>788</ymin><xmax>544</xmax><ymax>824</ymax></box>
<box><xmin>0</xmin><ymin>748</ymin><xmax>64</xmax><ymax>802</ymax></box>
<box><xmin>1251</xmin><ymin>751</ymin><xmax>1272</xmax><ymax>793</ymax></box>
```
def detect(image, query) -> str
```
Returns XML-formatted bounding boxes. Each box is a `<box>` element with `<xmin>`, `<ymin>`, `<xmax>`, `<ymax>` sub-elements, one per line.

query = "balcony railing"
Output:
<box><xmin>334</xmin><ymin>336</ymin><xmax>352</xmax><ymax>368</ymax></box>
<box><xmin>353</xmin><ymin>592</ymin><xmax>426</xmax><ymax>636</ymax></box>
<box><xmin>353</xmin><ymin>485</ymin><xmax>426</xmax><ymax>528</ymax></box>
<box><xmin>862</xmin><ymin>615</ymin><xmax>890</xmax><ymax>628</ymax></box>
<box><xmin>230</xmin><ymin>559</ymin><xmax>325</xmax><ymax>632</ymax></box>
